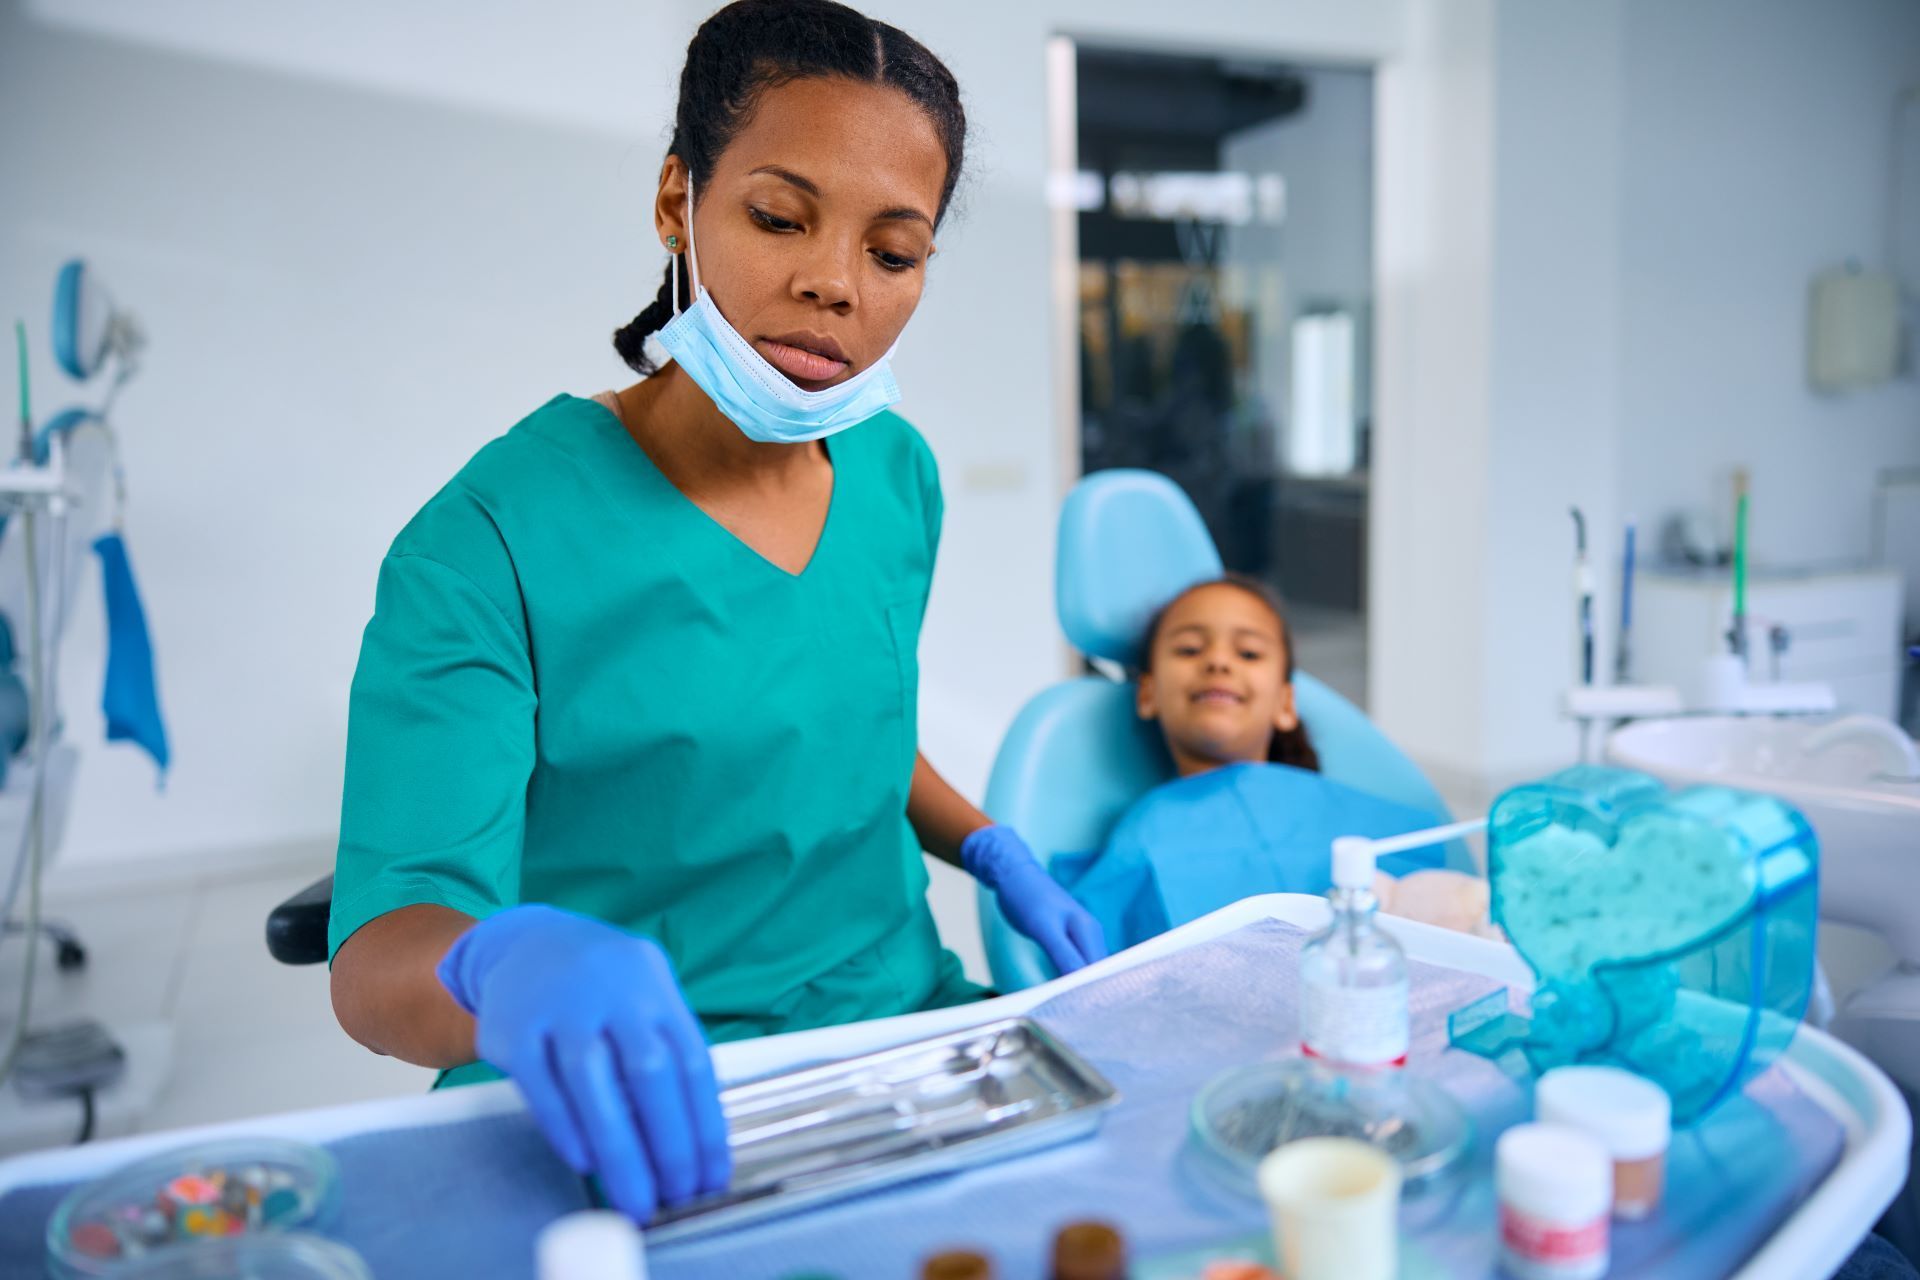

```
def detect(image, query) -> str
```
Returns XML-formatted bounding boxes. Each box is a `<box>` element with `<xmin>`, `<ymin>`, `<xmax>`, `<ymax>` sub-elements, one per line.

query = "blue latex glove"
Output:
<box><xmin>437</xmin><ymin>905</ymin><xmax>731</xmax><ymax>1222</ymax></box>
<box><xmin>962</xmin><ymin>824</ymin><xmax>1110</xmax><ymax>975</ymax></box>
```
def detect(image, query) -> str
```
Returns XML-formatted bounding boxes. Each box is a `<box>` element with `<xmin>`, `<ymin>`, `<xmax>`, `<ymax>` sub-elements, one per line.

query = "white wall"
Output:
<box><xmin>1615</xmin><ymin>0</ymin><xmax>1920</xmax><ymax>571</ymax></box>
<box><xmin>1478</xmin><ymin>0</ymin><xmax>1626</xmax><ymax>781</ymax></box>
<box><xmin>1368</xmin><ymin>0</ymin><xmax>1498</xmax><ymax>786</ymax></box>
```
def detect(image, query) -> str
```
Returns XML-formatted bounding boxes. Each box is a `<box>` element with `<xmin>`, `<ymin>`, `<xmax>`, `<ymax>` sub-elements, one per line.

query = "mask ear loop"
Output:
<box><xmin>668</xmin><ymin>174</ymin><xmax>701</xmax><ymax>318</ymax></box>
<box><xmin>684</xmin><ymin>177</ymin><xmax>704</xmax><ymax>301</ymax></box>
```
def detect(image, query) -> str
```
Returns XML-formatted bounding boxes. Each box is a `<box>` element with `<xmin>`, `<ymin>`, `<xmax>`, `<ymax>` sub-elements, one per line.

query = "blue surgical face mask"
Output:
<box><xmin>654</xmin><ymin>180</ymin><xmax>903</xmax><ymax>444</ymax></box>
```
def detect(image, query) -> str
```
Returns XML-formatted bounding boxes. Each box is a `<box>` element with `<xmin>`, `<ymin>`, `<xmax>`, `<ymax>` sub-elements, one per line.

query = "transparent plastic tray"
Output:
<box><xmin>45</xmin><ymin>1137</ymin><xmax>338</xmax><ymax>1278</ymax></box>
<box><xmin>1189</xmin><ymin>1059</ymin><xmax>1471</xmax><ymax>1197</ymax></box>
<box><xmin>90</xmin><ymin>1235</ymin><xmax>370</xmax><ymax>1280</ymax></box>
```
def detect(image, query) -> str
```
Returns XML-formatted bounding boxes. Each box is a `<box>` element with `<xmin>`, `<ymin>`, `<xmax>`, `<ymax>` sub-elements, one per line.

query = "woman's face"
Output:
<box><xmin>654</xmin><ymin>76</ymin><xmax>948</xmax><ymax>392</ymax></box>
<box><xmin>1138</xmin><ymin>583</ymin><xmax>1299</xmax><ymax>775</ymax></box>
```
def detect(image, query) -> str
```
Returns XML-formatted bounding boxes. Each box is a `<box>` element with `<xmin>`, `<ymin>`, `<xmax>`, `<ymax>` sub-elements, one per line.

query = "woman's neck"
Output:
<box><xmin>614</xmin><ymin>363</ymin><xmax>827</xmax><ymax>494</ymax></box>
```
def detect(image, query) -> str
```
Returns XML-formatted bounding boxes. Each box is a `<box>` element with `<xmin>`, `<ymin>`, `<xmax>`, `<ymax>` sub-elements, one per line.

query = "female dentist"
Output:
<box><xmin>327</xmin><ymin>0</ymin><xmax>1105</xmax><ymax>1226</ymax></box>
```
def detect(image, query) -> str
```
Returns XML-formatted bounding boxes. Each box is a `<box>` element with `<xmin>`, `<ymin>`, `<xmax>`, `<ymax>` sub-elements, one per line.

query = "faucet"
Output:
<box><xmin>1801</xmin><ymin>714</ymin><xmax>1920</xmax><ymax>782</ymax></box>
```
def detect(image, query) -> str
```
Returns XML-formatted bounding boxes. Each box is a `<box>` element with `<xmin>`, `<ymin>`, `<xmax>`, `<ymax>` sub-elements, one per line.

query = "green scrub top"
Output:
<box><xmin>330</xmin><ymin>394</ymin><xmax>981</xmax><ymax>1087</ymax></box>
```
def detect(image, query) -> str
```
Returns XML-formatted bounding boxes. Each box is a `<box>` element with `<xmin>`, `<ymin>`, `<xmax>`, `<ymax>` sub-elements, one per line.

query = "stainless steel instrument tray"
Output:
<box><xmin>647</xmin><ymin>1016</ymin><xmax>1119</xmax><ymax>1244</ymax></box>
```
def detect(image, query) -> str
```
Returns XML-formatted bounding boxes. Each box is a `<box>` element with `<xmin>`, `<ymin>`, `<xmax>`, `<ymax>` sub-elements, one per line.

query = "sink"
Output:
<box><xmin>1606</xmin><ymin>716</ymin><xmax>1920</xmax><ymax>962</ymax></box>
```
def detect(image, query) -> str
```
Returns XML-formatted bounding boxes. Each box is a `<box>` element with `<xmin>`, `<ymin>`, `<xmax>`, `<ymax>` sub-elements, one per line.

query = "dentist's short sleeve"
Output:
<box><xmin>328</xmin><ymin>500</ymin><xmax>535</xmax><ymax>963</ymax></box>
<box><xmin>911</xmin><ymin>424</ymin><xmax>943</xmax><ymax>563</ymax></box>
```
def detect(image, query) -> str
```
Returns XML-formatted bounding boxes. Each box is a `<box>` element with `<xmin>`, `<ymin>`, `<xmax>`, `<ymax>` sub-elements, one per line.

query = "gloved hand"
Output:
<box><xmin>961</xmin><ymin>824</ymin><xmax>1110</xmax><ymax>975</ymax></box>
<box><xmin>437</xmin><ymin>904</ymin><xmax>731</xmax><ymax>1223</ymax></box>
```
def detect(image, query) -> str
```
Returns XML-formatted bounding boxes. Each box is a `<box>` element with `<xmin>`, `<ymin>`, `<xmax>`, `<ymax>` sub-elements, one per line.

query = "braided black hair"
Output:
<box><xmin>613</xmin><ymin>0</ymin><xmax>967</xmax><ymax>375</ymax></box>
<box><xmin>1141</xmin><ymin>575</ymin><xmax>1322</xmax><ymax>772</ymax></box>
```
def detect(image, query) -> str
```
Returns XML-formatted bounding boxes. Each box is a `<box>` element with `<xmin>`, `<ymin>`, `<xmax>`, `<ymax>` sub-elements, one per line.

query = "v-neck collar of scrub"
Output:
<box><xmin>572</xmin><ymin>393</ymin><xmax>842</xmax><ymax>582</ymax></box>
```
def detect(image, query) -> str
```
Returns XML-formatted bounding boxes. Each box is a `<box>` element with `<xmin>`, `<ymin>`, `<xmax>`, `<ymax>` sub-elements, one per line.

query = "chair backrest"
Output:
<box><xmin>980</xmin><ymin>678</ymin><xmax>1168</xmax><ymax>989</ymax></box>
<box><xmin>1055</xmin><ymin>467</ymin><xmax>1223</xmax><ymax>666</ymax></box>
<box><xmin>978</xmin><ymin>469</ymin><xmax>1453</xmax><ymax>990</ymax></box>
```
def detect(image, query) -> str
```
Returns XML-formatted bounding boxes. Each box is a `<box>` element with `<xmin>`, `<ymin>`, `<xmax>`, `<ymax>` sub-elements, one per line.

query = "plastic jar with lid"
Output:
<box><xmin>1535</xmin><ymin>1065</ymin><xmax>1672</xmax><ymax>1220</ymax></box>
<box><xmin>1495</xmin><ymin>1123</ymin><xmax>1611</xmax><ymax>1280</ymax></box>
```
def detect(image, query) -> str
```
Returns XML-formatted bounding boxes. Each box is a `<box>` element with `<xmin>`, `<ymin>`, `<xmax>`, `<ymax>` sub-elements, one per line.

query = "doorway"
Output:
<box><xmin>1068</xmin><ymin>47</ymin><xmax>1375</xmax><ymax>706</ymax></box>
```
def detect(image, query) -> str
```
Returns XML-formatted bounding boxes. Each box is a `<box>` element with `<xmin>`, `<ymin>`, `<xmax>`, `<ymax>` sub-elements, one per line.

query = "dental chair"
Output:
<box><xmin>977</xmin><ymin>469</ymin><xmax>1455</xmax><ymax>992</ymax></box>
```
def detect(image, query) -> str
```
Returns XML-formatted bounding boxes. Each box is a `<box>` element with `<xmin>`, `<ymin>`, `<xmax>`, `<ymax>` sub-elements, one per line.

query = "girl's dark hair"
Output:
<box><xmin>613</xmin><ymin>0</ymin><xmax>967</xmax><ymax>375</ymax></box>
<box><xmin>1141</xmin><ymin>574</ymin><xmax>1321</xmax><ymax>772</ymax></box>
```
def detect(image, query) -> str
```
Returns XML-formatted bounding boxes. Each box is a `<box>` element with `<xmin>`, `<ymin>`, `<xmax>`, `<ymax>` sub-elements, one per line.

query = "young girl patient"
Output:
<box><xmin>1059</xmin><ymin>576</ymin><xmax>1490</xmax><ymax>951</ymax></box>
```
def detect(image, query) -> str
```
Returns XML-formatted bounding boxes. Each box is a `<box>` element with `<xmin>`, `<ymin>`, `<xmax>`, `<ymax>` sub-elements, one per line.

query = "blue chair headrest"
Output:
<box><xmin>1056</xmin><ymin>469</ymin><xmax>1223</xmax><ymax>667</ymax></box>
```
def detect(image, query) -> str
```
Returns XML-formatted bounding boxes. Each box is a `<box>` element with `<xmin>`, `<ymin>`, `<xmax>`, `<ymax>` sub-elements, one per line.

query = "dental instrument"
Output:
<box><xmin>1615</xmin><ymin>521</ymin><xmax>1636</xmax><ymax>684</ymax></box>
<box><xmin>14</xmin><ymin>322</ymin><xmax>30</xmax><ymax>463</ymax></box>
<box><xmin>1572</xmin><ymin>507</ymin><xmax>1598</xmax><ymax>761</ymax></box>
<box><xmin>1729</xmin><ymin>474</ymin><xmax>1750</xmax><ymax>663</ymax></box>
<box><xmin>1570</xmin><ymin>507</ymin><xmax>1594</xmax><ymax>685</ymax></box>
<box><xmin>642</xmin><ymin>1018</ymin><xmax>1117</xmax><ymax>1244</ymax></box>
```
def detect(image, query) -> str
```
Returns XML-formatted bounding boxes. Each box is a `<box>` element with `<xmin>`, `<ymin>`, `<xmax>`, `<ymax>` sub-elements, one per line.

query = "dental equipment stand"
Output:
<box><xmin>1566</xmin><ymin>486</ymin><xmax>1838</xmax><ymax>763</ymax></box>
<box><xmin>0</xmin><ymin>432</ymin><xmax>172</xmax><ymax>1155</ymax></box>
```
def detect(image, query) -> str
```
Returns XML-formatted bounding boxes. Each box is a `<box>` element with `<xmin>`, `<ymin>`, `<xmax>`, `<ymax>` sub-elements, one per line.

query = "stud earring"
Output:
<box><xmin>667</xmin><ymin>235</ymin><xmax>680</xmax><ymax>251</ymax></box>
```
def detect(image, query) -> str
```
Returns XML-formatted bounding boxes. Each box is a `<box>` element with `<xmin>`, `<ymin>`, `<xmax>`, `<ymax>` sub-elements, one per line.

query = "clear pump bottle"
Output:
<box><xmin>1300</xmin><ymin>837</ymin><xmax>1409</xmax><ymax>1069</ymax></box>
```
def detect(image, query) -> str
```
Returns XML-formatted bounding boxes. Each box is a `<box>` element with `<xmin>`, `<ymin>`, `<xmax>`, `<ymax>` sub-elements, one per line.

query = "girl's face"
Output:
<box><xmin>653</xmin><ymin>76</ymin><xmax>948</xmax><ymax>392</ymax></box>
<box><xmin>1138</xmin><ymin>583</ymin><xmax>1299</xmax><ymax>777</ymax></box>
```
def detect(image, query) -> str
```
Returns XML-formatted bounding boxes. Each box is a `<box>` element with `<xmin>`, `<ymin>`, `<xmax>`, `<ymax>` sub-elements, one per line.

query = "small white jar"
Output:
<box><xmin>1495</xmin><ymin>1123</ymin><xmax>1611</xmax><ymax>1280</ymax></box>
<box><xmin>1536</xmin><ymin>1065</ymin><xmax>1672</xmax><ymax>1220</ymax></box>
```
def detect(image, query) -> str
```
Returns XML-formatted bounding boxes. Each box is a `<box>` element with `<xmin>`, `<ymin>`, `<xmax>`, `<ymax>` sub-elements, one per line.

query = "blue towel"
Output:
<box><xmin>93</xmin><ymin>532</ymin><xmax>168</xmax><ymax>778</ymax></box>
<box><xmin>1056</xmin><ymin>761</ymin><xmax>1450</xmax><ymax>950</ymax></box>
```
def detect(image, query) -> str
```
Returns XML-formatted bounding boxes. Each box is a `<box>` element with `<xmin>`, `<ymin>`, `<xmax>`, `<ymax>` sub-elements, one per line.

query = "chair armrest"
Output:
<box><xmin>265</xmin><ymin>874</ymin><xmax>334</xmax><ymax>966</ymax></box>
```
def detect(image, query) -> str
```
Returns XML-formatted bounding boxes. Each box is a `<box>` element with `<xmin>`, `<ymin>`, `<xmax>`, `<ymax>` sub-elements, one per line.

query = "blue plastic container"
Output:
<box><xmin>1449</xmin><ymin>765</ymin><xmax>1818</xmax><ymax>1124</ymax></box>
